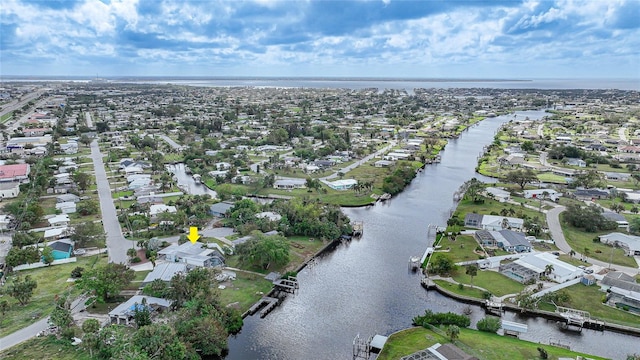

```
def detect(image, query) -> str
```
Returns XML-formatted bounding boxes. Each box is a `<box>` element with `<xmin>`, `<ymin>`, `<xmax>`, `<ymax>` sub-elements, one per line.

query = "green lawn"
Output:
<box><xmin>452</xmin><ymin>270</ymin><xmax>524</xmax><ymax>297</ymax></box>
<box><xmin>433</xmin><ymin>280</ymin><xmax>487</xmax><ymax>299</ymax></box>
<box><xmin>0</xmin><ymin>255</ymin><xmax>108</xmax><ymax>337</ymax></box>
<box><xmin>218</xmin><ymin>271</ymin><xmax>274</xmax><ymax>310</ymax></box>
<box><xmin>560</xmin><ymin>217</ymin><xmax>638</xmax><ymax>268</ymax></box>
<box><xmin>538</xmin><ymin>283</ymin><xmax>640</xmax><ymax>329</ymax></box>
<box><xmin>0</xmin><ymin>335</ymin><xmax>92</xmax><ymax>360</ymax></box>
<box><xmin>1</xmin><ymin>111</ymin><xmax>13</xmax><ymax>123</ymax></box>
<box><xmin>377</xmin><ymin>327</ymin><xmax>607</xmax><ymax>360</ymax></box>
<box><xmin>436</xmin><ymin>235</ymin><xmax>483</xmax><ymax>263</ymax></box>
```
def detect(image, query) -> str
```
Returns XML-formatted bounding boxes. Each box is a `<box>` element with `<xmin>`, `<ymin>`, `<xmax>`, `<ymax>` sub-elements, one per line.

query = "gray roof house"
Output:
<box><xmin>475</xmin><ymin>229</ymin><xmax>531</xmax><ymax>253</ymax></box>
<box><xmin>157</xmin><ymin>242</ymin><xmax>225</xmax><ymax>268</ymax></box>
<box><xmin>209</xmin><ymin>201</ymin><xmax>235</xmax><ymax>217</ymax></box>
<box><xmin>142</xmin><ymin>262</ymin><xmax>187</xmax><ymax>285</ymax></box>
<box><xmin>109</xmin><ymin>295</ymin><xmax>171</xmax><ymax>325</ymax></box>
<box><xmin>599</xmin><ymin>232</ymin><xmax>640</xmax><ymax>256</ymax></box>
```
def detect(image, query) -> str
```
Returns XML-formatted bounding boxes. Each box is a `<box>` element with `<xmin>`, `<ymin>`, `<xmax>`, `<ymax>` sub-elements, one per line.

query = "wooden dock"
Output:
<box><xmin>273</xmin><ymin>276</ymin><xmax>299</xmax><ymax>294</ymax></box>
<box><xmin>247</xmin><ymin>297</ymin><xmax>280</xmax><ymax>317</ymax></box>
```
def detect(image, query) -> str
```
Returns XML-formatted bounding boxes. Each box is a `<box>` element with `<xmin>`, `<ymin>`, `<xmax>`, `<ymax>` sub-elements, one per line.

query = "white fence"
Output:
<box><xmin>13</xmin><ymin>257</ymin><xmax>77</xmax><ymax>271</ymax></box>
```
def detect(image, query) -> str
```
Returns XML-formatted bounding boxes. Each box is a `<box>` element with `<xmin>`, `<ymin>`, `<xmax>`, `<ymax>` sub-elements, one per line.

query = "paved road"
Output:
<box><xmin>157</xmin><ymin>134</ymin><xmax>183</xmax><ymax>151</ymax></box>
<box><xmin>90</xmin><ymin>139</ymin><xmax>130</xmax><ymax>264</ymax></box>
<box><xmin>85</xmin><ymin>111</ymin><xmax>93</xmax><ymax>128</ymax></box>
<box><xmin>546</xmin><ymin>205</ymin><xmax>639</xmax><ymax>275</ymax></box>
<box><xmin>618</xmin><ymin>126</ymin><xmax>628</xmax><ymax>143</ymax></box>
<box><xmin>0</xmin><ymin>294</ymin><xmax>89</xmax><ymax>352</ymax></box>
<box><xmin>0</xmin><ymin>89</ymin><xmax>43</xmax><ymax>119</ymax></box>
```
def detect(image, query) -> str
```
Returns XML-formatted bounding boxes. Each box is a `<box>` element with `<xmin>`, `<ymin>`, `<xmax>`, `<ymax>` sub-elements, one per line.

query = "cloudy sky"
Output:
<box><xmin>1</xmin><ymin>0</ymin><xmax>638</xmax><ymax>79</ymax></box>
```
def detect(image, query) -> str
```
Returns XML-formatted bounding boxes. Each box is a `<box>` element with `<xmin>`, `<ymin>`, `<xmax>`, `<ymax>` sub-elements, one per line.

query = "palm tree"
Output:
<box><xmin>466</xmin><ymin>265</ymin><xmax>478</xmax><ymax>287</ymax></box>
<box><xmin>544</xmin><ymin>264</ymin><xmax>554</xmax><ymax>276</ymax></box>
<box><xmin>569</xmin><ymin>249</ymin><xmax>576</xmax><ymax>258</ymax></box>
<box><xmin>446</xmin><ymin>325</ymin><xmax>460</xmax><ymax>342</ymax></box>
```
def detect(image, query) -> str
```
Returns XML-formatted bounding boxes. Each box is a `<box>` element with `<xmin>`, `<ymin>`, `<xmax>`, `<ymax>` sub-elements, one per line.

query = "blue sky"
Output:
<box><xmin>1</xmin><ymin>0</ymin><xmax>639</xmax><ymax>78</ymax></box>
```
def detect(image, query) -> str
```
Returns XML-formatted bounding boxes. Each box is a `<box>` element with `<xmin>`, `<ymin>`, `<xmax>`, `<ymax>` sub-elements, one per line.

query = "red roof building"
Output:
<box><xmin>0</xmin><ymin>164</ymin><xmax>30</xmax><ymax>182</ymax></box>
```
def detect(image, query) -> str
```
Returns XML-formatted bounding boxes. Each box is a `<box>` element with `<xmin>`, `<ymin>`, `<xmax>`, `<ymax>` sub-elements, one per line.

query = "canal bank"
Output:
<box><xmin>226</xmin><ymin>111</ymin><xmax>639</xmax><ymax>360</ymax></box>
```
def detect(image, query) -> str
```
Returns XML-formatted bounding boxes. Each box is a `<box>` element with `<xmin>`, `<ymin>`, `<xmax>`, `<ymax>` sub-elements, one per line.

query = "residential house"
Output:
<box><xmin>475</xmin><ymin>229</ymin><xmax>531</xmax><ymax>253</ymax></box>
<box><xmin>44</xmin><ymin>227</ymin><xmax>70</xmax><ymax>241</ymax></box>
<box><xmin>374</xmin><ymin>160</ymin><xmax>395</xmax><ymax>168</ymax></box>
<box><xmin>149</xmin><ymin>204</ymin><xmax>177</xmax><ymax>220</ymax></box>
<box><xmin>274</xmin><ymin>178</ymin><xmax>306</xmax><ymax>190</ymax></box>
<box><xmin>108</xmin><ymin>295</ymin><xmax>171</xmax><ymax>325</ymax></box>
<box><xmin>0</xmin><ymin>214</ymin><xmax>15</xmax><ymax>231</ymax></box>
<box><xmin>55</xmin><ymin>201</ymin><xmax>77</xmax><ymax>214</ymax></box>
<box><xmin>484</xmin><ymin>187</ymin><xmax>510</xmax><ymax>202</ymax></box>
<box><xmin>56</xmin><ymin>194</ymin><xmax>80</xmax><ymax>203</ymax></box>
<box><xmin>463</xmin><ymin>214</ymin><xmax>524</xmax><ymax>231</ymax></box>
<box><xmin>599</xmin><ymin>232</ymin><xmax>640</xmax><ymax>256</ymax></box>
<box><xmin>209</xmin><ymin>201</ymin><xmax>235</xmax><ymax>217</ymax></box>
<box><xmin>523</xmin><ymin>189</ymin><xmax>562</xmax><ymax>201</ymax></box>
<box><xmin>0</xmin><ymin>182</ymin><xmax>20</xmax><ymax>199</ymax></box>
<box><xmin>602</xmin><ymin>212</ymin><xmax>629</xmax><ymax>231</ymax></box>
<box><xmin>0</xmin><ymin>163</ymin><xmax>30</xmax><ymax>183</ymax></box>
<box><xmin>157</xmin><ymin>241</ymin><xmax>225</xmax><ymax>268</ymax></box>
<box><xmin>47</xmin><ymin>214</ymin><xmax>70</xmax><ymax>227</ymax></box>
<box><xmin>601</xmin><ymin>272</ymin><xmax>640</xmax><ymax>314</ymax></box>
<box><xmin>326</xmin><ymin>179</ymin><xmax>358</xmax><ymax>191</ymax></box>
<box><xmin>48</xmin><ymin>240</ymin><xmax>74</xmax><ymax>260</ymax></box>
<box><xmin>500</xmin><ymin>252</ymin><xmax>581</xmax><ymax>284</ymax></box>
<box><xmin>566</xmin><ymin>158</ymin><xmax>587</xmax><ymax>167</ymax></box>
<box><xmin>255</xmin><ymin>211</ymin><xmax>282</xmax><ymax>222</ymax></box>
<box><xmin>142</xmin><ymin>262</ymin><xmax>187</xmax><ymax>286</ymax></box>
<box><xmin>573</xmin><ymin>188</ymin><xmax>610</xmax><ymax>200</ymax></box>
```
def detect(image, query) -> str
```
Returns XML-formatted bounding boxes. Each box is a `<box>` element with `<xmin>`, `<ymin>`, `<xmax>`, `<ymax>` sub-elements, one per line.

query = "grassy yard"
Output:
<box><xmin>536</xmin><ymin>172</ymin><xmax>569</xmax><ymax>184</ymax></box>
<box><xmin>0</xmin><ymin>254</ymin><xmax>108</xmax><ymax>337</ymax></box>
<box><xmin>218</xmin><ymin>271</ymin><xmax>274</xmax><ymax>310</ymax></box>
<box><xmin>433</xmin><ymin>280</ymin><xmax>487</xmax><ymax>299</ymax></box>
<box><xmin>0</xmin><ymin>335</ymin><xmax>92</xmax><ymax>360</ymax></box>
<box><xmin>560</xmin><ymin>217</ymin><xmax>638</xmax><ymax>268</ymax></box>
<box><xmin>377</xmin><ymin>327</ymin><xmax>607</xmax><ymax>360</ymax></box>
<box><xmin>537</xmin><ymin>283</ymin><xmax>640</xmax><ymax>328</ymax></box>
<box><xmin>436</xmin><ymin>235</ymin><xmax>482</xmax><ymax>263</ymax></box>
<box><xmin>1</xmin><ymin>111</ymin><xmax>14</xmax><ymax>123</ymax></box>
<box><xmin>452</xmin><ymin>270</ymin><xmax>524</xmax><ymax>297</ymax></box>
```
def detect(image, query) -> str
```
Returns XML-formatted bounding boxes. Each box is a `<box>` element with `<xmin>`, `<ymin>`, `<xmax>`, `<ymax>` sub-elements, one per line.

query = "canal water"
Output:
<box><xmin>166</xmin><ymin>163</ymin><xmax>217</xmax><ymax>198</ymax></box>
<box><xmin>226</xmin><ymin>111</ymin><xmax>638</xmax><ymax>360</ymax></box>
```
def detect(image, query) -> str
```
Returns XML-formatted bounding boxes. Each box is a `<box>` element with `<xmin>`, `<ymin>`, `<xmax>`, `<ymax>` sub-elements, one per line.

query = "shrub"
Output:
<box><xmin>482</xmin><ymin>291</ymin><xmax>492</xmax><ymax>300</ymax></box>
<box><xmin>476</xmin><ymin>316</ymin><xmax>501</xmax><ymax>333</ymax></box>
<box><xmin>70</xmin><ymin>267</ymin><xmax>85</xmax><ymax>278</ymax></box>
<box><xmin>458</xmin><ymin>283</ymin><xmax>464</xmax><ymax>290</ymax></box>
<box><xmin>413</xmin><ymin>310</ymin><xmax>470</xmax><ymax>328</ymax></box>
<box><xmin>537</xmin><ymin>347</ymin><xmax>548</xmax><ymax>359</ymax></box>
<box><xmin>131</xmin><ymin>257</ymin><xmax>141</xmax><ymax>263</ymax></box>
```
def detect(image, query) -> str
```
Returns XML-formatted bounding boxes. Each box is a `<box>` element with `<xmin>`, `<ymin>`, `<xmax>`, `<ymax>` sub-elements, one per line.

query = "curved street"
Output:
<box><xmin>546</xmin><ymin>205</ymin><xmax>639</xmax><ymax>275</ymax></box>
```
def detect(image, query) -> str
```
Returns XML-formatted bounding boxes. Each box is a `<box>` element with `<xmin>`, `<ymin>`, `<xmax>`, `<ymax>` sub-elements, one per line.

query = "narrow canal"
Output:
<box><xmin>166</xmin><ymin>163</ymin><xmax>217</xmax><ymax>198</ymax></box>
<box><xmin>226</xmin><ymin>111</ymin><xmax>638</xmax><ymax>360</ymax></box>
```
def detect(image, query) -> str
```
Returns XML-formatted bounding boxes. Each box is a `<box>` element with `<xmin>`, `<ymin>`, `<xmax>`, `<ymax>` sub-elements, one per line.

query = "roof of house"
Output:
<box><xmin>493</xmin><ymin>229</ymin><xmax>531</xmax><ymax>248</ymax></box>
<box><xmin>49</xmin><ymin>241</ymin><xmax>73</xmax><ymax>253</ymax></box>
<box><xmin>599</xmin><ymin>232</ymin><xmax>640</xmax><ymax>252</ymax></box>
<box><xmin>209</xmin><ymin>201</ymin><xmax>235</xmax><ymax>215</ymax></box>
<box><xmin>0</xmin><ymin>164</ymin><xmax>30</xmax><ymax>179</ymax></box>
<box><xmin>515</xmin><ymin>252</ymin><xmax>579</xmax><ymax>278</ymax></box>
<box><xmin>602</xmin><ymin>212</ymin><xmax>627</xmax><ymax>223</ymax></box>
<box><xmin>602</xmin><ymin>271</ymin><xmax>640</xmax><ymax>293</ymax></box>
<box><xmin>108</xmin><ymin>295</ymin><xmax>171</xmax><ymax>317</ymax></box>
<box><xmin>143</xmin><ymin>262</ymin><xmax>187</xmax><ymax>283</ymax></box>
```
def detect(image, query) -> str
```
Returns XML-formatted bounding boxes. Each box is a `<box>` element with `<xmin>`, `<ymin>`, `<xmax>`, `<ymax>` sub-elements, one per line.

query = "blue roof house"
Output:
<box><xmin>49</xmin><ymin>241</ymin><xmax>74</xmax><ymax>260</ymax></box>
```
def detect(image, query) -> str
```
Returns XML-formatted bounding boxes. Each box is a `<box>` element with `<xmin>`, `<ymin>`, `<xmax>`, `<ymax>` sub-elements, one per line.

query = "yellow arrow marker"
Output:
<box><xmin>187</xmin><ymin>226</ymin><xmax>200</xmax><ymax>243</ymax></box>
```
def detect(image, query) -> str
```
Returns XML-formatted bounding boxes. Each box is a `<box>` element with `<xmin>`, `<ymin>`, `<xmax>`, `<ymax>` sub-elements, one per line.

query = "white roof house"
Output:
<box><xmin>326</xmin><ymin>179</ymin><xmax>358</xmax><ymax>191</ymax></box>
<box><xmin>142</xmin><ymin>262</ymin><xmax>187</xmax><ymax>285</ymax></box>
<box><xmin>149</xmin><ymin>204</ymin><xmax>177</xmax><ymax>217</ymax></box>
<box><xmin>514</xmin><ymin>252</ymin><xmax>582</xmax><ymax>283</ymax></box>
<box><xmin>47</xmin><ymin>214</ymin><xmax>70</xmax><ymax>227</ymax></box>
<box><xmin>255</xmin><ymin>211</ymin><xmax>282</xmax><ymax>222</ymax></box>
<box><xmin>55</xmin><ymin>201</ymin><xmax>77</xmax><ymax>214</ymax></box>
<box><xmin>599</xmin><ymin>232</ymin><xmax>640</xmax><ymax>256</ymax></box>
<box><xmin>465</xmin><ymin>214</ymin><xmax>524</xmax><ymax>231</ymax></box>
<box><xmin>485</xmin><ymin>187</ymin><xmax>510</xmax><ymax>202</ymax></box>
<box><xmin>523</xmin><ymin>189</ymin><xmax>562</xmax><ymax>201</ymax></box>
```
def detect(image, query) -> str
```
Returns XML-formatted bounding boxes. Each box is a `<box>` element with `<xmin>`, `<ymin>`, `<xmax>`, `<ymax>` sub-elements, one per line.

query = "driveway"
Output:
<box><xmin>90</xmin><ymin>139</ymin><xmax>130</xmax><ymax>264</ymax></box>
<box><xmin>546</xmin><ymin>205</ymin><xmax>639</xmax><ymax>275</ymax></box>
